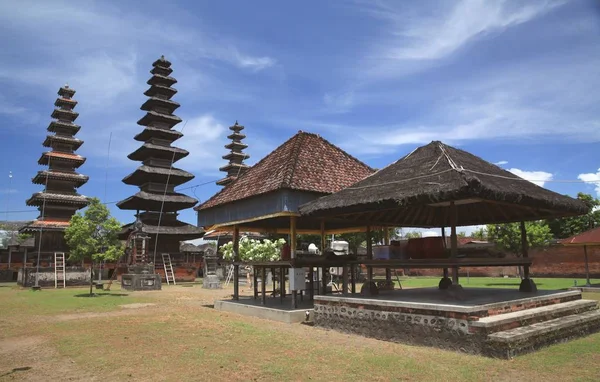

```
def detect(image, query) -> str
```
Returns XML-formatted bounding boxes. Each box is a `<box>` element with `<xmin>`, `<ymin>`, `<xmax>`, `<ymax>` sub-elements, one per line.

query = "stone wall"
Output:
<box><xmin>313</xmin><ymin>297</ymin><xmax>485</xmax><ymax>355</ymax></box>
<box><xmin>18</xmin><ymin>267</ymin><xmax>91</xmax><ymax>287</ymax></box>
<box><xmin>0</xmin><ymin>269</ymin><xmax>15</xmax><ymax>282</ymax></box>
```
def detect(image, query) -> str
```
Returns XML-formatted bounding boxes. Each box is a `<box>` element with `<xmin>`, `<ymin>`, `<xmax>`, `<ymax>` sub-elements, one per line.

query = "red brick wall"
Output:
<box><xmin>375</xmin><ymin>245</ymin><xmax>600</xmax><ymax>278</ymax></box>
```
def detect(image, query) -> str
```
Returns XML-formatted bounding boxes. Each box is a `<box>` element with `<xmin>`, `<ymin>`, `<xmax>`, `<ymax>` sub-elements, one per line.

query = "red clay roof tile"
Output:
<box><xmin>560</xmin><ymin>227</ymin><xmax>600</xmax><ymax>245</ymax></box>
<box><xmin>196</xmin><ymin>131</ymin><xmax>374</xmax><ymax>210</ymax></box>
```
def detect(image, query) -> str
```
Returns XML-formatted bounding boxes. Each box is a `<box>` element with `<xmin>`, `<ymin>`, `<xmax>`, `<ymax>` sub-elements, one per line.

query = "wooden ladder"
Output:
<box><xmin>54</xmin><ymin>252</ymin><xmax>66</xmax><ymax>289</ymax></box>
<box><xmin>162</xmin><ymin>253</ymin><xmax>176</xmax><ymax>285</ymax></box>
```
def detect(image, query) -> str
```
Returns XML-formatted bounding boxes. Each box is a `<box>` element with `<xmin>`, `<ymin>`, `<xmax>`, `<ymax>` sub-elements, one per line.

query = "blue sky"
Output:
<box><xmin>0</xmin><ymin>0</ymin><xmax>599</xmax><ymax>230</ymax></box>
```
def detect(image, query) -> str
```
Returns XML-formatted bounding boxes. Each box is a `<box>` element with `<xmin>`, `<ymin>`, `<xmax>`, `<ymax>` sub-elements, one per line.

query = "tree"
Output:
<box><xmin>546</xmin><ymin>193</ymin><xmax>600</xmax><ymax>239</ymax></box>
<box><xmin>472</xmin><ymin>227</ymin><xmax>487</xmax><ymax>241</ymax></box>
<box><xmin>403</xmin><ymin>231</ymin><xmax>422</xmax><ymax>239</ymax></box>
<box><xmin>487</xmin><ymin>221</ymin><xmax>552</xmax><ymax>278</ymax></box>
<box><xmin>457</xmin><ymin>231</ymin><xmax>467</xmax><ymax>238</ymax></box>
<box><xmin>338</xmin><ymin>228</ymin><xmax>396</xmax><ymax>254</ymax></box>
<box><xmin>65</xmin><ymin>198</ymin><xmax>123</xmax><ymax>296</ymax></box>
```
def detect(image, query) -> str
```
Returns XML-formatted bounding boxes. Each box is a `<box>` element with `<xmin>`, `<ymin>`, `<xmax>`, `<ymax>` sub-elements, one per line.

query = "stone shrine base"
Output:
<box><xmin>215</xmin><ymin>296</ymin><xmax>314</xmax><ymax>324</ymax></box>
<box><xmin>314</xmin><ymin>287</ymin><xmax>600</xmax><ymax>359</ymax></box>
<box><xmin>121</xmin><ymin>273</ymin><xmax>161</xmax><ymax>291</ymax></box>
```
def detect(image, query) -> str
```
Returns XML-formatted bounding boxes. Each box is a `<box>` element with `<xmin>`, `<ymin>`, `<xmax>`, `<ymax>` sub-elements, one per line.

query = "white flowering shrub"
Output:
<box><xmin>220</xmin><ymin>237</ymin><xmax>286</xmax><ymax>262</ymax></box>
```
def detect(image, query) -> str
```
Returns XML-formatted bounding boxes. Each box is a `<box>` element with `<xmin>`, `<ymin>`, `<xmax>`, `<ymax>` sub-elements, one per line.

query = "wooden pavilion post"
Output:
<box><xmin>232</xmin><ymin>225</ymin><xmax>240</xmax><ymax>300</ymax></box>
<box><xmin>439</xmin><ymin>227</ymin><xmax>452</xmax><ymax>289</ymax></box>
<box><xmin>584</xmin><ymin>245</ymin><xmax>591</xmax><ymax>287</ymax></box>
<box><xmin>23</xmin><ymin>248</ymin><xmax>28</xmax><ymax>267</ymax></box>
<box><xmin>7</xmin><ymin>246</ymin><xmax>12</xmax><ymax>269</ymax></box>
<box><xmin>366</xmin><ymin>225</ymin><xmax>373</xmax><ymax>282</ymax></box>
<box><xmin>450</xmin><ymin>202</ymin><xmax>459</xmax><ymax>285</ymax></box>
<box><xmin>519</xmin><ymin>221</ymin><xmax>537</xmax><ymax>292</ymax></box>
<box><xmin>320</xmin><ymin>220</ymin><xmax>327</xmax><ymax>295</ymax></box>
<box><xmin>290</xmin><ymin>215</ymin><xmax>298</xmax><ymax>308</ymax></box>
<box><xmin>384</xmin><ymin>227</ymin><xmax>392</xmax><ymax>289</ymax></box>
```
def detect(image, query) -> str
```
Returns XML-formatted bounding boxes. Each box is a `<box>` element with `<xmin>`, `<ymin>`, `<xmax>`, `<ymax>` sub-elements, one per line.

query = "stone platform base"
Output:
<box><xmin>215</xmin><ymin>297</ymin><xmax>313</xmax><ymax>324</ymax></box>
<box><xmin>313</xmin><ymin>287</ymin><xmax>600</xmax><ymax>358</ymax></box>
<box><xmin>203</xmin><ymin>274</ymin><xmax>221</xmax><ymax>289</ymax></box>
<box><xmin>121</xmin><ymin>273</ymin><xmax>161</xmax><ymax>291</ymax></box>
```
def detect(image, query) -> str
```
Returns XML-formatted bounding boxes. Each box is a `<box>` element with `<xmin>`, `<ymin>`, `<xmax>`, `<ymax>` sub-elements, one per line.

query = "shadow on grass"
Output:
<box><xmin>202</xmin><ymin>304</ymin><xmax>215</xmax><ymax>309</ymax></box>
<box><xmin>484</xmin><ymin>283</ymin><xmax>548</xmax><ymax>287</ymax></box>
<box><xmin>484</xmin><ymin>283</ymin><xmax>522</xmax><ymax>287</ymax></box>
<box><xmin>74</xmin><ymin>292</ymin><xmax>129</xmax><ymax>298</ymax></box>
<box><xmin>0</xmin><ymin>367</ymin><xmax>32</xmax><ymax>378</ymax></box>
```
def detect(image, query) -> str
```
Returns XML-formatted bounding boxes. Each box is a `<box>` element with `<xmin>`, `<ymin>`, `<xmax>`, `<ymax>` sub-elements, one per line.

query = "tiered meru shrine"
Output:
<box><xmin>217</xmin><ymin>121</ymin><xmax>250</xmax><ymax>187</ymax></box>
<box><xmin>117</xmin><ymin>56</ymin><xmax>204</xmax><ymax>260</ymax></box>
<box><xmin>20</xmin><ymin>85</ymin><xmax>90</xmax><ymax>262</ymax></box>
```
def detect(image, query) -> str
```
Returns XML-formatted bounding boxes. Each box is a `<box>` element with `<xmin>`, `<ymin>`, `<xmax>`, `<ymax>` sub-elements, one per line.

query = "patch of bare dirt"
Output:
<box><xmin>0</xmin><ymin>337</ymin><xmax>45</xmax><ymax>355</ymax></box>
<box><xmin>119</xmin><ymin>303</ymin><xmax>156</xmax><ymax>309</ymax></box>
<box><xmin>0</xmin><ymin>336</ymin><xmax>97</xmax><ymax>381</ymax></box>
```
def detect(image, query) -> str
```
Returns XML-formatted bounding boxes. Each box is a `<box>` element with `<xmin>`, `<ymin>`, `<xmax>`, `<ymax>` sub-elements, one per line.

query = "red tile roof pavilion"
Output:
<box><xmin>196</xmin><ymin>131</ymin><xmax>375</xmax><ymax>233</ymax></box>
<box><xmin>560</xmin><ymin>227</ymin><xmax>600</xmax><ymax>246</ymax></box>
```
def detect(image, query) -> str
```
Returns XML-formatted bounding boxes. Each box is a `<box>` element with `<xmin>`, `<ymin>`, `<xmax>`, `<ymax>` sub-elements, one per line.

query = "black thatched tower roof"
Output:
<box><xmin>117</xmin><ymin>56</ymin><xmax>204</xmax><ymax>250</ymax></box>
<box><xmin>217</xmin><ymin>121</ymin><xmax>250</xmax><ymax>187</ymax></box>
<box><xmin>300</xmin><ymin>141</ymin><xmax>588</xmax><ymax>227</ymax></box>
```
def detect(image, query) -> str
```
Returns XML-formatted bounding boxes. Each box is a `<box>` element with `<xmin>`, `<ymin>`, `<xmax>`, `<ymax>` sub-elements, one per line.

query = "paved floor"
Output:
<box><xmin>350</xmin><ymin>287</ymin><xmax>570</xmax><ymax>307</ymax></box>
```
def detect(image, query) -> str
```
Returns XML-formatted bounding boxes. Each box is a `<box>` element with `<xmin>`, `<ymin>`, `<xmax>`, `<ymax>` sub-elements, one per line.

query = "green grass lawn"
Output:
<box><xmin>377</xmin><ymin>276</ymin><xmax>600</xmax><ymax>290</ymax></box>
<box><xmin>1</xmin><ymin>281</ymin><xmax>600</xmax><ymax>381</ymax></box>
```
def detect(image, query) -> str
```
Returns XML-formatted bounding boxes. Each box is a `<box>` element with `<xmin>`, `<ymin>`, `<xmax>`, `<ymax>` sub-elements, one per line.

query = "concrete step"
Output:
<box><xmin>485</xmin><ymin>309</ymin><xmax>600</xmax><ymax>358</ymax></box>
<box><xmin>470</xmin><ymin>299</ymin><xmax>598</xmax><ymax>334</ymax></box>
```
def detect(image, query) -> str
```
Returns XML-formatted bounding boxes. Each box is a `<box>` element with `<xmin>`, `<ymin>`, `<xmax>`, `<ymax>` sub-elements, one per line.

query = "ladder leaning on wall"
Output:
<box><xmin>162</xmin><ymin>253</ymin><xmax>176</xmax><ymax>285</ymax></box>
<box><xmin>54</xmin><ymin>252</ymin><xmax>66</xmax><ymax>289</ymax></box>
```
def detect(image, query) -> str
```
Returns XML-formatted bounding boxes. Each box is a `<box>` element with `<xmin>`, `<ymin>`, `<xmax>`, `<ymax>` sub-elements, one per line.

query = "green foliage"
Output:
<box><xmin>64</xmin><ymin>197</ymin><xmax>123</xmax><ymax>262</ymax></box>
<box><xmin>546</xmin><ymin>193</ymin><xmax>600</xmax><ymax>239</ymax></box>
<box><xmin>337</xmin><ymin>228</ymin><xmax>394</xmax><ymax>254</ymax></box>
<box><xmin>16</xmin><ymin>233</ymin><xmax>32</xmax><ymax>244</ymax></box>
<box><xmin>457</xmin><ymin>231</ymin><xmax>467</xmax><ymax>238</ymax></box>
<box><xmin>471</xmin><ymin>227</ymin><xmax>487</xmax><ymax>240</ymax></box>
<box><xmin>220</xmin><ymin>237</ymin><xmax>286</xmax><ymax>262</ymax></box>
<box><xmin>487</xmin><ymin>221</ymin><xmax>552</xmax><ymax>257</ymax></box>
<box><xmin>403</xmin><ymin>231</ymin><xmax>423</xmax><ymax>239</ymax></box>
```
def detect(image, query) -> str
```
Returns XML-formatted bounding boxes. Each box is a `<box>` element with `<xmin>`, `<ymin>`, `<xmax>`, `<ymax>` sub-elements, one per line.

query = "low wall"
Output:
<box><xmin>0</xmin><ymin>269</ymin><xmax>15</xmax><ymax>282</ymax></box>
<box><xmin>17</xmin><ymin>267</ymin><xmax>91</xmax><ymax>287</ymax></box>
<box><xmin>373</xmin><ymin>246</ymin><xmax>600</xmax><ymax>278</ymax></box>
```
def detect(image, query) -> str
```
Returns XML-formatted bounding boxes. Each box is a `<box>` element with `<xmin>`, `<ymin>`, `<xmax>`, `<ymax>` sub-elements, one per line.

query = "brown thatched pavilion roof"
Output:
<box><xmin>300</xmin><ymin>141</ymin><xmax>588</xmax><ymax>227</ymax></box>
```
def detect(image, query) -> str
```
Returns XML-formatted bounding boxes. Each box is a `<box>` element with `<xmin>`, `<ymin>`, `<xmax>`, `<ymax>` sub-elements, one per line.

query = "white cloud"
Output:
<box><xmin>234</xmin><ymin>53</ymin><xmax>276</xmax><ymax>72</ymax></box>
<box><xmin>507</xmin><ymin>168</ymin><xmax>553</xmax><ymax>187</ymax></box>
<box><xmin>355</xmin><ymin>0</ymin><xmax>564</xmax><ymax>77</ymax></box>
<box><xmin>177</xmin><ymin>114</ymin><xmax>228</xmax><ymax>174</ymax></box>
<box><xmin>578</xmin><ymin>169</ymin><xmax>600</xmax><ymax>196</ymax></box>
<box><xmin>495</xmin><ymin>160</ymin><xmax>509</xmax><ymax>165</ymax></box>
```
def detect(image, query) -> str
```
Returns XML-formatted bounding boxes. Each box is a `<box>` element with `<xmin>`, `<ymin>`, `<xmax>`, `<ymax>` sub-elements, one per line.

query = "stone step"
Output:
<box><xmin>470</xmin><ymin>299</ymin><xmax>598</xmax><ymax>334</ymax></box>
<box><xmin>485</xmin><ymin>310</ymin><xmax>600</xmax><ymax>358</ymax></box>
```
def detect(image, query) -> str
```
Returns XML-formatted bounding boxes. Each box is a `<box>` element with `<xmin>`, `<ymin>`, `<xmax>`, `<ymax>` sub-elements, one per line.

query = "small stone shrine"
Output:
<box><xmin>121</xmin><ymin>219</ymin><xmax>161</xmax><ymax>291</ymax></box>
<box><xmin>203</xmin><ymin>247</ymin><xmax>221</xmax><ymax>289</ymax></box>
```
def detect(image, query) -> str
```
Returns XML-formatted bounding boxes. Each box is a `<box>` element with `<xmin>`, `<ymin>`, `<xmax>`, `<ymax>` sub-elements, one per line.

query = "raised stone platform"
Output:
<box><xmin>215</xmin><ymin>296</ymin><xmax>313</xmax><ymax>324</ymax></box>
<box><xmin>313</xmin><ymin>287</ymin><xmax>600</xmax><ymax>358</ymax></box>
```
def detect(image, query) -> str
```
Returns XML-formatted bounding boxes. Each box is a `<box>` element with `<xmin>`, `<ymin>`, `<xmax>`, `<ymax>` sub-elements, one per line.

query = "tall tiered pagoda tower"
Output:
<box><xmin>21</xmin><ymin>85</ymin><xmax>90</xmax><ymax>257</ymax></box>
<box><xmin>217</xmin><ymin>121</ymin><xmax>250</xmax><ymax>187</ymax></box>
<box><xmin>117</xmin><ymin>56</ymin><xmax>204</xmax><ymax>256</ymax></box>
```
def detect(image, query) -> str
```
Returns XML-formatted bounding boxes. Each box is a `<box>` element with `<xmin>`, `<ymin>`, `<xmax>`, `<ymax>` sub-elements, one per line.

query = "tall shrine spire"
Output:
<box><xmin>217</xmin><ymin>121</ymin><xmax>250</xmax><ymax>187</ymax></box>
<box><xmin>117</xmin><ymin>56</ymin><xmax>204</xmax><ymax>254</ymax></box>
<box><xmin>19</xmin><ymin>85</ymin><xmax>89</xmax><ymax>266</ymax></box>
<box><xmin>21</xmin><ymin>85</ymin><xmax>89</xmax><ymax>235</ymax></box>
